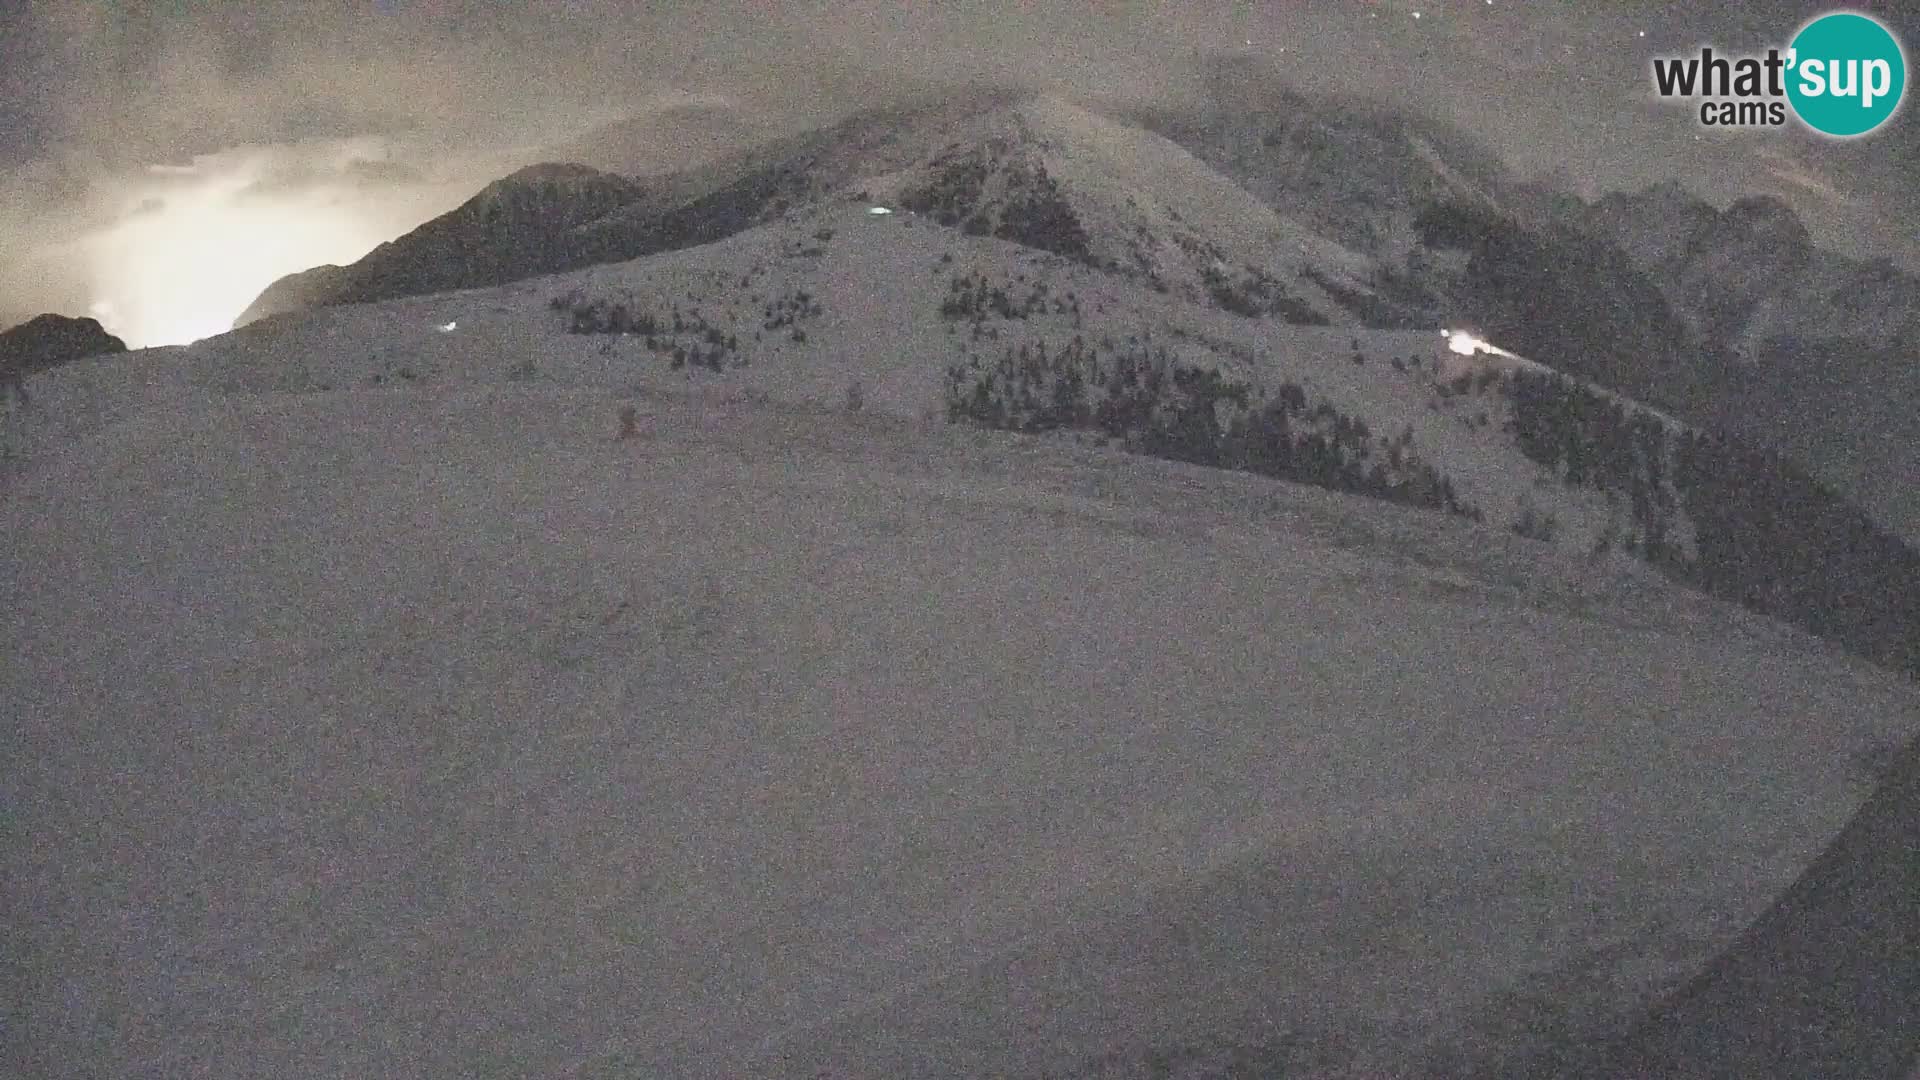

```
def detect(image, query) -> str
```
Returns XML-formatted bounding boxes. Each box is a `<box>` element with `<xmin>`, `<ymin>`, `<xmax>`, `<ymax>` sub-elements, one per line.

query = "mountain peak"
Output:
<box><xmin>0</xmin><ymin>312</ymin><xmax>129</xmax><ymax>376</ymax></box>
<box><xmin>1694</xmin><ymin>193</ymin><xmax>1811</xmax><ymax>271</ymax></box>
<box><xmin>1644</xmin><ymin>178</ymin><xmax>1695</xmax><ymax>202</ymax></box>
<box><xmin>1722</xmin><ymin>193</ymin><xmax>1807</xmax><ymax>239</ymax></box>
<box><xmin>472</xmin><ymin>163</ymin><xmax>646</xmax><ymax>211</ymax></box>
<box><xmin>493</xmin><ymin>162</ymin><xmax>625</xmax><ymax>189</ymax></box>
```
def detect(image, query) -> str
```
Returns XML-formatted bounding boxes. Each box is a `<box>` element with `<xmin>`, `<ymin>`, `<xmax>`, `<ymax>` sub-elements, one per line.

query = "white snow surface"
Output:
<box><xmin>4</xmin><ymin>210</ymin><xmax>1919</xmax><ymax>1077</ymax></box>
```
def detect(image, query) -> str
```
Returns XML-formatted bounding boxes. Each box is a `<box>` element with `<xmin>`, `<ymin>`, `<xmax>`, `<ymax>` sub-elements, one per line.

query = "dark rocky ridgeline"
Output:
<box><xmin>0</xmin><ymin>313</ymin><xmax>129</xmax><ymax>381</ymax></box>
<box><xmin>1652</xmin><ymin>194</ymin><xmax>1814</xmax><ymax>345</ymax></box>
<box><xmin>1571</xmin><ymin>180</ymin><xmax>1917</xmax><ymax>357</ymax></box>
<box><xmin>230</xmin><ymin>264</ymin><xmax>354</xmax><ymax>331</ymax></box>
<box><xmin>1121</xmin><ymin>57</ymin><xmax>1516</xmax><ymax>261</ymax></box>
<box><xmin>235</xmin><ymin>163</ymin><xmax>649</xmax><ymax>328</ymax></box>
<box><xmin>564</xmin><ymin>158</ymin><xmax>817</xmax><ymax>271</ymax></box>
<box><xmin>329</xmin><ymin>163</ymin><xmax>647</xmax><ymax>306</ymax></box>
<box><xmin>231</xmin><ymin>91</ymin><xmax>1025</xmax><ymax>329</ymax></box>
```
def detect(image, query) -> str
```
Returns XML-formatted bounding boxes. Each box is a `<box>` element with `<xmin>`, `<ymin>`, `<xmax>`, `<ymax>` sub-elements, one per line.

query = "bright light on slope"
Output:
<box><xmin>1443</xmin><ymin>328</ymin><xmax>1518</xmax><ymax>359</ymax></box>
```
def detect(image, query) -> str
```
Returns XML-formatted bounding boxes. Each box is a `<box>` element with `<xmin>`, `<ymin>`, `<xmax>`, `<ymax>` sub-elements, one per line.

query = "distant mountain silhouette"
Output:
<box><xmin>233</xmin><ymin>163</ymin><xmax>648</xmax><ymax>328</ymax></box>
<box><xmin>0</xmin><ymin>313</ymin><xmax>128</xmax><ymax>381</ymax></box>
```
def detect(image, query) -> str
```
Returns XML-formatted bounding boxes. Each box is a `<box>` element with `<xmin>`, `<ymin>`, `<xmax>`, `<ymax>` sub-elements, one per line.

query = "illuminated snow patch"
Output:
<box><xmin>1443</xmin><ymin>328</ymin><xmax>1516</xmax><ymax>358</ymax></box>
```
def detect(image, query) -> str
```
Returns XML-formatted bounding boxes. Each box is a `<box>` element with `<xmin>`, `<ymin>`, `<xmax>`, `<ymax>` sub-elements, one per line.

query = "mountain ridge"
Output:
<box><xmin>232</xmin><ymin>162</ymin><xmax>650</xmax><ymax>328</ymax></box>
<box><xmin>30</xmin><ymin>181</ymin><xmax>1920</xmax><ymax>677</ymax></box>
<box><xmin>0</xmin><ymin>313</ymin><xmax>128</xmax><ymax>384</ymax></box>
<box><xmin>199</xmin><ymin>82</ymin><xmax>1920</xmax><ymax>667</ymax></box>
<box><xmin>6</xmin><ymin>148</ymin><xmax>1920</xmax><ymax>1077</ymax></box>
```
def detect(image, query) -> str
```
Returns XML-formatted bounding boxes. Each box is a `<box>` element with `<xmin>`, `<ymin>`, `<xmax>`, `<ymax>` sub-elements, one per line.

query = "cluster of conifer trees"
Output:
<box><xmin>944</xmin><ymin>335</ymin><xmax>1475</xmax><ymax>518</ymax></box>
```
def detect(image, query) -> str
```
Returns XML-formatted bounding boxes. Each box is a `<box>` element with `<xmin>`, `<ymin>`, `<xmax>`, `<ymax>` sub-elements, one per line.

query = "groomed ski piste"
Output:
<box><xmin>5</xmin><ymin>195</ymin><xmax>1920</xmax><ymax>1078</ymax></box>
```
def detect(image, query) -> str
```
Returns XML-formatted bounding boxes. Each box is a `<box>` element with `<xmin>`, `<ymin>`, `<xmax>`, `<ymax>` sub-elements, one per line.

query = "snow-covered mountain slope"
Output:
<box><xmin>33</xmin><ymin>199</ymin><xmax>1673</xmax><ymax>566</ymax></box>
<box><xmin>1498</xmin><ymin>180</ymin><xmax>1920</xmax><ymax>544</ymax></box>
<box><xmin>220</xmin><ymin>78</ymin><xmax>1920</xmax><ymax>550</ymax></box>
<box><xmin>1120</xmin><ymin>57</ymin><xmax>1515</xmax><ymax>265</ymax></box>
<box><xmin>8</xmin><ymin>72</ymin><xmax>1920</xmax><ymax>1077</ymax></box>
<box><xmin>6</xmin><ymin>346</ymin><xmax>1918</xmax><ymax>1077</ymax></box>
<box><xmin>544</xmin><ymin>202</ymin><xmax>1920</xmax><ymax>676</ymax></box>
<box><xmin>16</xmin><ymin>195</ymin><xmax>1920</xmax><ymax>675</ymax></box>
<box><xmin>1368</xmin><ymin>185</ymin><xmax>1920</xmax><ymax>548</ymax></box>
<box><xmin>234</xmin><ymin>88</ymin><xmax>1389</xmax><ymax>334</ymax></box>
<box><xmin>874</xmin><ymin>93</ymin><xmax>1372</xmax><ymax>313</ymax></box>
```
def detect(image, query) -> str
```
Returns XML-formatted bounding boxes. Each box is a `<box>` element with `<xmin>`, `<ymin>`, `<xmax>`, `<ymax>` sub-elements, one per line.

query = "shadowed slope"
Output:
<box><xmin>1582</xmin><ymin>733</ymin><xmax>1920</xmax><ymax>1078</ymax></box>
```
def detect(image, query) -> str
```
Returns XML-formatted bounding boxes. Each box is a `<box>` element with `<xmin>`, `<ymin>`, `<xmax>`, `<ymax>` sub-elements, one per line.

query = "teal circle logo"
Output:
<box><xmin>1786</xmin><ymin>11</ymin><xmax>1907</xmax><ymax>137</ymax></box>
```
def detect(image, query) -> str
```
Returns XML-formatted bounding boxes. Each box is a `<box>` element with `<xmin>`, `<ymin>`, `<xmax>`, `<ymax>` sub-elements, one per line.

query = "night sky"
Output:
<box><xmin>2</xmin><ymin>1</ymin><xmax>1915</xmax><ymax>342</ymax></box>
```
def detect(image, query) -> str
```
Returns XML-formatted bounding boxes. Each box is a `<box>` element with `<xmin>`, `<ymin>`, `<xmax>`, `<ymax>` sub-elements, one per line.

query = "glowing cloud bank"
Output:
<box><xmin>49</xmin><ymin>140</ymin><xmax>483</xmax><ymax>349</ymax></box>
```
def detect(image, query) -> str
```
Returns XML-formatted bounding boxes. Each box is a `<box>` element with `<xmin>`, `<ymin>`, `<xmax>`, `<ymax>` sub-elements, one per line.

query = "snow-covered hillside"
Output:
<box><xmin>3</xmin><ymin>383</ymin><xmax>1915</xmax><ymax>1078</ymax></box>
<box><xmin>14</xmin><ymin>197</ymin><xmax>1679</xmax><ymax>563</ymax></box>
<box><xmin>7</xmin><ymin>76</ymin><xmax>1920</xmax><ymax>1073</ymax></box>
<box><xmin>6</xmin><ymin>229</ymin><xmax>1920</xmax><ymax>1075</ymax></box>
<box><xmin>23</xmin><ymin>185</ymin><xmax>1920</xmax><ymax>673</ymax></box>
<box><xmin>217</xmin><ymin>79</ymin><xmax>1920</xmax><ymax>551</ymax></box>
<box><xmin>236</xmin><ymin>91</ymin><xmax>1393</xmax><ymax>338</ymax></box>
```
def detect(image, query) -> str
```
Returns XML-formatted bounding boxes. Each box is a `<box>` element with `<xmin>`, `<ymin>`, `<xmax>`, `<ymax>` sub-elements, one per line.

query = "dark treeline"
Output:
<box><xmin>1499</xmin><ymin>364</ymin><xmax>1920</xmax><ymax>677</ymax></box>
<box><xmin>945</xmin><ymin>328</ymin><xmax>1920</xmax><ymax>676</ymax></box>
<box><xmin>944</xmin><ymin>334</ymin><xmax>1476</xmax><ymax>519</ymax></box>
<box><xmin>899</xmin><ymin>150</ymin><xmax>1097</xmax><ymax>265</ymax></box>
